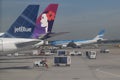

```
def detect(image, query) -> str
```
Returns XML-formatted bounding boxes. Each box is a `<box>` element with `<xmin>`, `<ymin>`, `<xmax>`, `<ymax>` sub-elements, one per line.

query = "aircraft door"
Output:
<box><xmin>0</xmin><ymin>39</ymin><xmax>3</xmax><ymax>52</ymax></box>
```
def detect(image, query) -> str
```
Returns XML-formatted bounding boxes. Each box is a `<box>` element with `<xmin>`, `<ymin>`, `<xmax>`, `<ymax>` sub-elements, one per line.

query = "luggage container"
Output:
<box><xmin>54</xmin><ymin>56</ymin><xmax>71</xmax><ymax>66</ymax></box>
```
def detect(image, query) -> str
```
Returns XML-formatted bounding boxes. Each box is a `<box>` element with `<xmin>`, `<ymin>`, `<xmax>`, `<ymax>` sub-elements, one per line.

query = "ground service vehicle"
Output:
<box><xmin>54</xmin><ymin>56</ymin><xmax>71</xmax><ymax>66</ymax></box>
<box><xmin>86</xmin><ymin>51</ymin><xmax>96</xmax><ymax>59</ymax></box>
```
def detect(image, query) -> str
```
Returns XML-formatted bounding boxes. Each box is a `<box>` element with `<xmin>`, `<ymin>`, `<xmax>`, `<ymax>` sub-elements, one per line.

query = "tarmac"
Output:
<box><xmin>0</xmin><ymin>48</ymin><xmax>120</xmax><ymax>80</ymax></box>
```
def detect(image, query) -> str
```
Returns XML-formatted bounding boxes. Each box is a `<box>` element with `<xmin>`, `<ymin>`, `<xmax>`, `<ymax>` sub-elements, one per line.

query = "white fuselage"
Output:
<box><xmin>0</xmin><ymin>38</ymin><xmax>42</xmax><ymax>54</ymax></box>
<box><xmin>0</xmin><ymin>33</ymin><xmax>4</xmax><ymax>37</ymax></box>
<box><xmin>52</xmin><ymin>39</ymin><xmax>98</xmax><ymax>47</ymax></box>
<box><xmin>74</xmin><ymin>39</ymin><xmax>97</xmax><ymax>46</ymax></box>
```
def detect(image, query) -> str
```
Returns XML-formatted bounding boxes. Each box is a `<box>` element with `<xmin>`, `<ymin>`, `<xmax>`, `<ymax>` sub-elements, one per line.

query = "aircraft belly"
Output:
<box><xmin>0</xmin><ymin>39</ymin><xmax>3</xmax><ymax>52</ymax></box>
<box><xmin>2</xmin><ymin>41</ymin><xmax>17</xmax><ymax>52</ymax></box>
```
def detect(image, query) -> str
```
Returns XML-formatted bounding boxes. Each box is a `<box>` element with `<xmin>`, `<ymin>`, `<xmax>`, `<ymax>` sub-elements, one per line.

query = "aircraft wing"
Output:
<box><xmin>97</xmin><ymin>39</ymin><xmax>120</xmax><ymax>44</ymax></box>
<box><xmin>15</xmin><ymin>40</ymin><xmax>41</xmax><ymax>48</ymax></box>
<box><xmin>49</xmin><ymin>32</ymin><xmax>69</xmax><ymax>36</ymax></box>
<box><xmin>42</xmin><ymin>32</ymin><xmax>70</xmax><ymax>39</ymax></box>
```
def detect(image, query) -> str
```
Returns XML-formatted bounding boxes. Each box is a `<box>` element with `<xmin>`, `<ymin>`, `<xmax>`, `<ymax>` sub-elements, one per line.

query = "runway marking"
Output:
<box><xmin>96</xmin><ymin>68</ymin><xmax>120</xmax><ymax>78</ymax></box>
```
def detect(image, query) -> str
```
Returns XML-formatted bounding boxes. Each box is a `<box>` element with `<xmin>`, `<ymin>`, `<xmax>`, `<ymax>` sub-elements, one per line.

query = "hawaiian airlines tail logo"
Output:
<box><xmin>14</xmin><ymin>26</ymin><xmax>32</xmax><ymax>33</ymax></box>
<box><xmin>40</xmin><ymin>11</ymin><xmax>55</xmax><ymax>33</ymax></box>
<box><xmin>32</xmin><ymin>11</ymin><xmax>56</xmax><ymax>39</ymax></box>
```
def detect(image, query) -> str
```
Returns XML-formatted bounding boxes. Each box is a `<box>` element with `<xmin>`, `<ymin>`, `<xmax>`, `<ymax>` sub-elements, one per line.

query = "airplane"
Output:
<box><xmin>0</xmin><ymin>4</ymin><xmax>59</xmax><ymax>54</ymax></box>
<box><xmin>32</xmin><ymin>4</ymin><xmax>59</xmax><ymax>39</ymax></box>
<box><xmin>49</xmin><ymin>30</ymin><xmax>105</xmax><ymax>48</ymax></box>
<box><xmin>31</xmin><ymin>3</ymin><xmax>59</xmax><ymax>47</ymax></box>
<box><xmin>0</xmin><ymin>5</ymin><xmax>40</xmax><ymax>54</ymax></box>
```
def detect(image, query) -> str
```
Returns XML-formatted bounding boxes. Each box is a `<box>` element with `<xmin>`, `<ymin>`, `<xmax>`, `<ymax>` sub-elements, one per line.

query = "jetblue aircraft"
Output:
<box><xmin>0</xmin><ymin>4</ymin><xmax>59</xmax><ymax>54</ymax></box>
<box><xmin>50</xmin><ymin>30</ymin><xmax>105</xmax><ymax>47</ymax></box>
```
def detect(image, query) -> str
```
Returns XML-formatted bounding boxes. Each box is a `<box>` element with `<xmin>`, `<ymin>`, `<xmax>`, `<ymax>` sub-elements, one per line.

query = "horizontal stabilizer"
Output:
<box><xmin>41</xmin><ymin>32</ymin><xmax>70</xmax><ymax>39</ymax></box>
<box><xmin>15</xmin><ymin>40</ymin><xmax>40</xmax><ymax>48</ymax></box>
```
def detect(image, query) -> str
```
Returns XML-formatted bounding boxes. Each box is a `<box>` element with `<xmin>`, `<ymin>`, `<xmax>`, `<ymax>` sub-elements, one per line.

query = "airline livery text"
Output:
<box><xmin>14</xmin><ymin>26</ymin><xmax>32</xmax><ymax>33</ymax></box>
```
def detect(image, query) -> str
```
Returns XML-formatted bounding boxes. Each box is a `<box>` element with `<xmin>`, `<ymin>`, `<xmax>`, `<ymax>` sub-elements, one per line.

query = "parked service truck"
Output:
<box><xmin>70</xmin><ymin>50</ymin><xmax>82</xmax><ymax>56</ymax></box>
<box><xmin>86</xmin><ymin>51</ymin><xmax>96</xmax><ymax>59</ymax></box>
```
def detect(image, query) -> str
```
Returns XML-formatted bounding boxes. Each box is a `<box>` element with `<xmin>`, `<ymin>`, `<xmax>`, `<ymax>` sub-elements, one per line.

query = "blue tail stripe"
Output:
<box><xmin>98</xmin><ymin>30</ymin><xmax>105</xmax><ymax>35</ymax></box>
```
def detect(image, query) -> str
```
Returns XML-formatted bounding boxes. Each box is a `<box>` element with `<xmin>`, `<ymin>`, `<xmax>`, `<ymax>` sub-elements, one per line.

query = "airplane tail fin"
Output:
<box><xmin>2</xmin><ymin>5</ymin><xmax>39</xmax><ymax>38</ymax></box>
<box><xmin>93</xmin><ymin>30</ymin><xmax>105</xmax><ymax>40</ymax></box>
<box><xmin>32</xmin><ymin>4</ymin><xmax>58</xmax><ymax>39</ymax></box>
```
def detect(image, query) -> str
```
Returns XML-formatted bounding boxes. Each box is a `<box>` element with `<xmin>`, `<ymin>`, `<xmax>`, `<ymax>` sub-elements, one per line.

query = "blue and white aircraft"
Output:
<box><xmin>50</xmin><ymin>30</ymin><xmax>105</xmax><ymax>47</ymax></box>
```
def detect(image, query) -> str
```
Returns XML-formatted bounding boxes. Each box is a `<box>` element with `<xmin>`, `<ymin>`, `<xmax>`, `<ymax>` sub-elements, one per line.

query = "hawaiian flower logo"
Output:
<box><xmin>46</xmin><ymin>11</ymin><xmax>55</xmax><ymax>21</ymax></box>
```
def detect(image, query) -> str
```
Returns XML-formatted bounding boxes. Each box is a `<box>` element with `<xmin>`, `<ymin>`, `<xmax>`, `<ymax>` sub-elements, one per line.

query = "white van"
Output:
<box><xmin>86</xmin><ymin>51</ymin><xmax>96</xmax><ymax>59</ymax></box>
<box><xmin>70</xmin><ymin>50</ymin><xmax>82</xmax><ymax>56</ymax></box>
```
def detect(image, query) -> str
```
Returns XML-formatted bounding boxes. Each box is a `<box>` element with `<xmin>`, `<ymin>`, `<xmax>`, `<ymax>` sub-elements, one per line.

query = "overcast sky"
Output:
<box><xmin>1</xmin><ymin>0</ymin><xmax>120</xmax><ymax>40</ymax></box>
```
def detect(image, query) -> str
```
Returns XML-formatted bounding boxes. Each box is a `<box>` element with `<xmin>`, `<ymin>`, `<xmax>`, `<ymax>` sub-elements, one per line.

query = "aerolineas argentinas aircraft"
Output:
<box><xmin>50</xmin><ymin>30</ymin><xmax>105</xmax><ymax>48</ymax></box>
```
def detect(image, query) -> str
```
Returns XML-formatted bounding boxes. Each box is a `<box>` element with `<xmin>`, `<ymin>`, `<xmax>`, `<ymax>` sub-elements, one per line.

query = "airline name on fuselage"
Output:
<box><xmin>14</xmin><ymin>26</ymin><xmax>32</xmax><ymax>33</ymax></box>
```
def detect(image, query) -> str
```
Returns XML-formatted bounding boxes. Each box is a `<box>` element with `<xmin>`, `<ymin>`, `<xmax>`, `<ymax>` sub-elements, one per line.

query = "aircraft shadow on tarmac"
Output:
<box><xmin>0</xmin><ymin>56</ymin><xmax>46</xmax><ymax>60</ymax></box>
<box><xmin>0</xmin><ymin>61</ymin><xmax>30</xmax><ymax>63</ymax></box>
<box><xmin>0</xmin><ymin>66</ymin><xmax>32</xmax><ymax>70</ymax></box>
